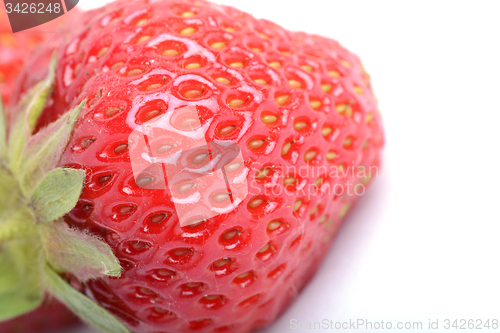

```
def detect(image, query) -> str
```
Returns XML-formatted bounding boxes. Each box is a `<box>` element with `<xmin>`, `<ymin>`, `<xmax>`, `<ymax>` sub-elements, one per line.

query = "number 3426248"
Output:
<box><xmin>5</xmin><ymin>2</ymin><xmax>61</xmax><ymax>14</ymax></box>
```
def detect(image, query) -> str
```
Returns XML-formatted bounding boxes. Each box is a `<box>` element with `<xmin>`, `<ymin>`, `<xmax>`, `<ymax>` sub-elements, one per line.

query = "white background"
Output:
<box><xmin>65</xmin><ymin>1</ymin><xmax>500</xmax><ymax>332</ymax></box>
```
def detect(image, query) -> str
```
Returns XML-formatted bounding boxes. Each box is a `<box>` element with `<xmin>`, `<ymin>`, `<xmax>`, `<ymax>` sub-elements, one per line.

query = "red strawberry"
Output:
<box><xmin>0</xmin><ymin>11</ymin><xmax>43</xmax><ymax>105</ymax></box>
<box><xmin>2</xmin><ymin>1</ymin><xmax>384</xmax><ymax>333</ymax></box>
<box><xmin>0</xmin><ymin>6</ymin><xmax>80</xmax><ymax>106</ymax></box>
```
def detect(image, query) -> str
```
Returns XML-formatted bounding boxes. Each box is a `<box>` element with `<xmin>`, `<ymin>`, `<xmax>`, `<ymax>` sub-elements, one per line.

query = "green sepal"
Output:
<box><xmin>0</xmin><ymin>252</ymin><xmax>18</xmax><ymax>294</ymax></box>
<box><xmin>43</xmin><ymin>264</ymin><xmax>131</xmax><ymax>333</ymax></box>
<box><xmin>0</xmin><ymin>172</ymin><xmax>21</xmax><ymax>222</ymax></box>
<box><xmin>40</xmin><ymin>221</ymin><xmax>121</xmax><ymax>281</ymax></box>
<box><xmin>0</xmin><ymin>223</ymin><xmax>44</xmax><ymax>321</ymax></box>
<box><xmin>30</xmin><ymin>168</ymin><xmax>85</xmax><ymax>224</ymax></box>
<box><xmin>0</xmin><ymin>209</ymin><xmax>36</xmax><ymax>242</ymax></box>
<box><xmin>0</xmin><ymin>288</ymin><xmax>43</xmax><ymax>322</ymax></box>
<box><xmin>18</xmin><ymin>99</ymin><xmax>85</xmax><ymax>196</ymax></box>
<box><xmin>7</xmin><ymin>56</ymin><xmax>56</xmax><ymax>171</ymax></box>
<box><xmin>0</xmin><ymin>98</ymin><xmax>6</xmax><ymax>162</ymax></box>
<box><xmin>0</xmin><ymin>250</ymin><xmax>42</xmax><ymax>320</ymax></box>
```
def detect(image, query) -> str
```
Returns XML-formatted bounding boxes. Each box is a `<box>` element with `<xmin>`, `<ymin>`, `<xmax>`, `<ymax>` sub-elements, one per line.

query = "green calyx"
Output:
<box><xmin>0</xmin><ymin>57</ymin><xmax>130</xmax><ymax>333</ymax></box>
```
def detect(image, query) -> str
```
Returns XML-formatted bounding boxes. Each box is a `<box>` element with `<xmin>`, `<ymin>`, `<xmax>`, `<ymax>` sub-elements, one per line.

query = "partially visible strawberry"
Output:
<box><xmin>2</xmin><ymin>1</ymin><xmax>384</xmax><ymax>333</ymax></box>
<box><xmin>0</xmin><ymin>5</ymin><xmax>80</xmax><ymax>105</ymax></box>
<box><xmin>0</xmin><ymin>11</ymin><xmax>43</xmax><ymax>105</ymax></box>
<box><xmin>0</xmin><ymin>297</ymin><xmax>80</xmax><ymax>333</ymax></box>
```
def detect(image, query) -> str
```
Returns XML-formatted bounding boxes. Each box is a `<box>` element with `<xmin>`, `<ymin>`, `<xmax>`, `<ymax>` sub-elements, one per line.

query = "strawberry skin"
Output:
<box><xmin>0</xmin><ymin>11</ymin><xmax>43</xmax><ymax>106</ymax></box>
<box><xmin>12</xmin><ymin>0</ymin><xmax>384</xmax><ymax>332</ymax></box>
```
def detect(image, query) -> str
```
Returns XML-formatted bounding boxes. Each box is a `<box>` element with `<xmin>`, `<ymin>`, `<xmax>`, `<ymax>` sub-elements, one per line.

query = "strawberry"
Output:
<box><xmin>1</xmin><ymin>1</ymin><xmax>384</xmax><ymax>333</ymax></box>
<box><xmin>0</xmin><ymin>10</ymin><xmax>44</xmax><ymax>106</ymax></box>
<box><xmin>0</xmin><ymin>5</ymin><xmax>81</xmax><ymax>106</ymax></box>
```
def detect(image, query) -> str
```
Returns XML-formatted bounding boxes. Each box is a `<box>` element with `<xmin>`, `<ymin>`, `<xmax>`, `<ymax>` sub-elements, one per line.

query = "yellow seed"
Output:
<box><xmin>319</xmin><ymin>215</ymin><xmax>327</xmax><ymax>223</ymax></box>
<box><xmin>229</xmin><ymin>98</ymin><xmax>245</xmax><ymax>108</ymax></box>
<box><xmin>185</xmin><ymin>62</ymin><xmax>201</xmax><ymax>69</ymax></box>
<box><xmin>328</xmin><ymin>70</ymin><xmax>340</xmax><ymax>78</ymax></box>
<box><xmin>184</xmin><ymin>89</ymin><xmax>202</xmax><ymax>99</ymax></box>
<box><xmin>97</xmin><ymin>47</ymin><xmax>109</xmax><ymax>58</ymax></box>
<box><xmin>365</xmin><ymin>113</ymin><xmax>374</xmax><ymax>123</ymax></box>
<box><xmin>212</xmin><ymin>192</ymin><xmax>230</xmax><ymax>202</ymax></box>
<box><xmin>326</xmin><ymin>151</ymin><xmax>337</xmax><ymax>160</ymax></box>
<box><xmin>294</xmin><ymin>122</ymin><xmax>307</xmax><ymax>131</ymax></box>
<box><xmin>248</xmin><ymin>139</ymin><xmax>264</xmax><ymax>149</ymax></box>
<box><xmin>177</xmin><ymin>182</ymin><xmax>195</xmax><ymax>193</ymax></box>
<box><xmin>225</xmin><ymin>27</ymin><xmax>236</xmax><ymax>32</ymax></box>
<box><xmin>267</xmin><ymin>221</ymin><xmax>281</xmax><ymax>230</ymax></box>
<box><xmin>340</xmin><ymin>60</ymin><xmax>351</xmax><ymax>68</ymax></box>
<box><xmin>181</xmin><ymin>11</ymin><xmax>195</xmax><ymax>17</ymax></box>
<box><xmin>310</xmin><ymin>206</ymin><xmax>318</xmax><ymax>215</ymax></box>
<box><xmin>237</xmin><ymin>272</ymin><xmax>250</xmax><ymax>278</ymax></box>
<box><xmin>293</xmin><ymin>200</ymin><xmax>302</xmax><ymax>211</ymax></box>
<box><xmin>281</xmin><ymin>142</ymin><xmax>291</xmax><ymax>155</ymax></box>
<box><xmin>204</xmin><ymin>295</ymin><xmax>220</xmax><ymax>300</ymax></box>
<box><xmin>229</xmin><ymin>62</ymin><xmax>244</xmax><ymax>68</ymax></box>
<box><xmin>214</xmin><ymin>259</ymin><xmax>229</xmax><ymax>267</ymax></box>
<box><xmin>301</xmin><ymin>65</ymin><xmax>313</xmax><ymax>72</ymax></box>
<box><xmin>288</xmin><ymin>80</ymin><xmax>301</xmax><ymax>88</ymax></box>
<box><xmin>321</xmin><ymin>84</ymin><xmax>332</xmax><ymax>93</ymax></box>
<box><xmin>218</xmin><ymin>126</ymin><xmax>236</xmax><ymax>136</ymax></box>
<box><xmin>315</xmin><ymin>177</ymin><xmax>322</xmax><ymax>186</ymax></box>
<box><xmin>261</xmin><ymin>114</ymin><xmax>277</xmax><ymax>124</ymax></box>
<box><xmin>111</xmin><ymin>62</ymin><xmax>124</xmax><ymax>70</ymax></box>
<box><xmin>192</xmin><ymin>153</ymin><xmax>209</xmax><ymax>164</ymax></box>
<box><xmin>304</xmin><ymin>150</ymin><xmax>317</xmax><ymax>161</ymax></box>
<box><xmin>336</xmin><ymin>104</ymin><xmax>352</xmax><ymax>116</ymax></box>
<box><xmin>338</xmin><ymin>204</ymin><xmax>351</xmax><ymax>218</ymax></box>
<box><xmin>280</xmin><ymin>50</ymin><xmax>290</xmax><ymax>55</ymax></box>
<box><xmin>180</xmin><ymin>27</ymin><xmax>196</xmax><ymax>35</ymax></box>
<box><xmin>322</xmin><ymin>127</ymin><xmax>332</xmax><ymax>136</ymax></box>
<box><xmin>259</xmin><ymin>243</ymin><xmax>270</xmax><ymax>253</ymax></box>
<box><xmin>254</xmin><ymin>78</ymin><xmax>267</xmax><ymax>85</ymax></box>
<box><xmin>269</xmin><ymin>61</ymin><xmax>280</xmax><ymax>68</ymax></box>
<box><xmin>224</xmin><ymin>162</ymin><xmax>242</xmax><ymax>172</ymax></box>
<box><xmin>310</xmin><ymin>100</ymin><xmax>321</xmax><ymax>109</ymax></box>
<box><xmin>251</xmin><ymin>47</ymin><xmax>261</xmax><ymax>52</ymax></box>
<box><xmin>146</xmin><ymin>83</ymin><xmax>162</xmax><ymax>91</ymax></box>
<box><xmin>137</xmin><ymin>35</ymin><xmax>151</xmax><ymax>43</ymax></box>
<box><xmin>215</xmin><ymin>77</ymin><xmax>230</xmax><ymax>85</ymax></box>
<box><xmin>353</xmin><ymin>86</ymin><xmax>363</xmax><ymax>94</ymax></box>
<box><xmin>275</xmin><ymin>95</ymin><xmax>289</xmax><ymax>106</ymax></box>
<box><xmin>284</xmin><ymin>177</ymin><xmax>296</xmax><ymax>186</ymax></box>
<box><xmin>256</xmin><ymin>168</ymin><xmax>270</xmax><ymax>179</ymax></box>
<box><xmin>128</xmin><ymin>68</ymin><xmax>143</xmax><ymax>76</ymax></box>
<box><xmin>259</xmin><ymin>33</ymin><xmax>268</xmax><ymax>39</ymax></box>
<box><xmin>211</xmin><ymin>42</ymin><xmax>226</xmax><ymax>49</ymax></box>
<box><xmin>163</xmin><ymin>49</ymin><xmax>179</xmax><ymax>57</ymax></box>
<box><xmin>136</xmin><ymin>18</ymin><xmax>148</xmax><ymax>26</ymax></box>
<box><xmin>343</xmin><ymin>137</ymin><xmax>353</xmax><ymax>147</ymax></box>
<box><xmin>249</xmin><ymin>198</ymin><xmax>264</xmax><ymax>208</ymax></box>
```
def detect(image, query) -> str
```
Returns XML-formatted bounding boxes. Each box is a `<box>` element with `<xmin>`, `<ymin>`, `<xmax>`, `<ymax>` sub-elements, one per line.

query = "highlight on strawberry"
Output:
<box><xmin>0</xmin><ymin>1</ymin><xmax>384</xmax><ymax>332</ymax></box>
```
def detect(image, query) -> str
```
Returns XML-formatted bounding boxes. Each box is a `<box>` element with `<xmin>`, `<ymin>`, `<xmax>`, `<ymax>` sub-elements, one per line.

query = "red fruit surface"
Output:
<box><xmin>0</xmin><ymin>297</ymin><xmax>80</xmax><ymax>333</ymax></box>
<box><xmin>0</xmin><ymin>5</ymin><xmax>80</xmax><ymax>105</ymax></box>
<box><xmin>0</xmin><ymin>11</ymin><xmax>44</xmax><ymax>105</ymax></box>
<box><xmin>13</xmin><ymin>0</ymin><xmax>384</xmax><ymax>332</ymax></box>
